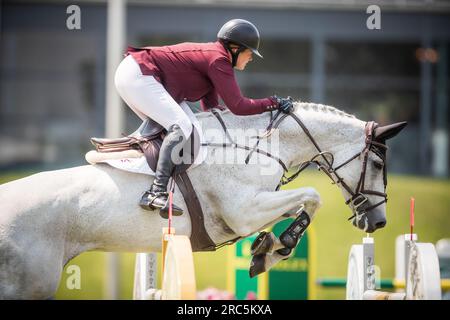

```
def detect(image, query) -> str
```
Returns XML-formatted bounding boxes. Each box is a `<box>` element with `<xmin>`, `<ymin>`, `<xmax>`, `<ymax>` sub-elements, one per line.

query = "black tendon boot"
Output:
<box><xmin>278</xmin><ymin>210</ymin><xmax>311</xmax><ymax>249</ymax></box>
<box><xmin>139</xmin><ymin>124</ymin><xmax>185</xmax><ymax>218</ymax></box>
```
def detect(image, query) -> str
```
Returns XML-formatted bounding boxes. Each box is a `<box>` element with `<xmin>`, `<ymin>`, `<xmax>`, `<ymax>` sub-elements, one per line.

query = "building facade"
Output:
<box><xmin>1</xmin><ymin>0</ymin><xmax>449</xmax><ymax>176</ymax></box>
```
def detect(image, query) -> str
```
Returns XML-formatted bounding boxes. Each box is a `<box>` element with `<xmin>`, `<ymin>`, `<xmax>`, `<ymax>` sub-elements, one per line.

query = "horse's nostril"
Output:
<box><xmin>375</xmin><ymin>220</ymin><xmax>386</xmax><ymax>229</ymax></box>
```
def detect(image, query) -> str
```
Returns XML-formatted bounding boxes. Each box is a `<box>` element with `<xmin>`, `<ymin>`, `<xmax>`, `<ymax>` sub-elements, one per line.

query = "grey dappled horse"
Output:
<box><xmin>0</xmin><ymin>102</ymin><xmax>406</xmax><ymax>299</ymax></box>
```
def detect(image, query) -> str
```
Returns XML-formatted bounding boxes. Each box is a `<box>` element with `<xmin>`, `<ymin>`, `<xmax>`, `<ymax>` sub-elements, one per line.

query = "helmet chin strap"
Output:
<box><xmin>225</xmin><ymin>42</ymin><xmax>246</xmax><ymax>67</ymax></box>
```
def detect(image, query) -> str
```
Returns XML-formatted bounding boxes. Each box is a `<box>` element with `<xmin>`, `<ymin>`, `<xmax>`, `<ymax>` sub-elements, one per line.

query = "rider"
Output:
<box><xmin>114</xmin><ymin>19</ymin><xmax>294</xmax><ymax>217</ymax></box>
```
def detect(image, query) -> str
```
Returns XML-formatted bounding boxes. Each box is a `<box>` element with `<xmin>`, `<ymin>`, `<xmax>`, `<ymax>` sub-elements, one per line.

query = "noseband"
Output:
<box><xmin>207</xmin><ymin>108</ymin><xmax>388</xmax><ymax>222</ymax></box>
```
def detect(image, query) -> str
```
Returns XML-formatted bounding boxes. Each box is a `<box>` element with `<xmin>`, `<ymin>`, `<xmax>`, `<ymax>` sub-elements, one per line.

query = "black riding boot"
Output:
<box><xmin>139</xmin><ymin>124</ymin><xmax>185</xmax><ymax>218</ymax></box>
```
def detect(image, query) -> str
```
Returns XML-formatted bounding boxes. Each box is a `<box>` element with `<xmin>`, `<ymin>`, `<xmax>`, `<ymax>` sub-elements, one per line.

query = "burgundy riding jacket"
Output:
<box><xmin>126</xmin><ymin>41</ymin><xmax>275</xmax><ymax>115</ymax></box>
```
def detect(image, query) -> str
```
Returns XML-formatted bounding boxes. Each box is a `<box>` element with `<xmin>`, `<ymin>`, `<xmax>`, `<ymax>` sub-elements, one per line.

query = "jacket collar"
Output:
<box><xmin>215</xmin><ymin>41</ymin><xmax>232</xmax><ymax>63</ymax></box>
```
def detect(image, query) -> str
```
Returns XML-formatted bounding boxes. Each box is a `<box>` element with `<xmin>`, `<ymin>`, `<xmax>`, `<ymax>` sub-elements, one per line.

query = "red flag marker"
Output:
<box><xmin>410</xmin><ymin>197</ymin><xmax>415</xmax><ymax>241</ymax></box>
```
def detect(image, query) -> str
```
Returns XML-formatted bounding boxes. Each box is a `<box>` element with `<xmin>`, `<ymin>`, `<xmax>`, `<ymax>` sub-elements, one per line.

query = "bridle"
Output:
<box><xmin>274</xmin><ymin>112</ymin><xmax>388</xmax><ymax>222</ymax></box>
<box><xmin>205</xmin><ymin>108</ymin><xmax>388</xmax><ymax>223</ymax></box>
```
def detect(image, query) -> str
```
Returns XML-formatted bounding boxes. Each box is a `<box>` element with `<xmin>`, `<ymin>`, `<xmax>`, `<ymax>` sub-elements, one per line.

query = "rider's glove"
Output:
<box><xmin>266</xmin><ymin>95</ymin><xmax>294</xmax><ymax>114</ymax></box>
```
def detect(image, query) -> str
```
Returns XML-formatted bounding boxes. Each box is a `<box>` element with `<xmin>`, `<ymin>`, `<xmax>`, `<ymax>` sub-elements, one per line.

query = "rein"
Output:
<box><xmin>203</xmin><ymin>108</ymin><xmax>388</xmax><ymax>222</ymax></box>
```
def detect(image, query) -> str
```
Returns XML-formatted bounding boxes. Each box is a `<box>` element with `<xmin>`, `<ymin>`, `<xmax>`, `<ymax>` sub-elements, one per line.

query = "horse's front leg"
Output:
<box><xmin>239</xmin><ymin>187</ymin><xmax>322</xmax><ymax>278</ymax></box>
<box><xmin>232</xmin><ymin>187</ymin><xmax>321</xmax><ymax>237</ymax></box>
<box><xmin>248</xmin><ymin>211</ymin><xmax>310</xmax><ymax>278</ymax></box>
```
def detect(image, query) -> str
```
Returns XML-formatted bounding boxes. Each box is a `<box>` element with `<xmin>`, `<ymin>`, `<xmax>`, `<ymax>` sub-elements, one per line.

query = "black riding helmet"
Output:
<box><xmin>217</xmin><ymin>19</ymin><xmax>263</xmax><ymax>67</ymax></box>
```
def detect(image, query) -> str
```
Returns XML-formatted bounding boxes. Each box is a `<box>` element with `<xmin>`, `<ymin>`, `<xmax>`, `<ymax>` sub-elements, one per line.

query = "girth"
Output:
<box><xmin>174</xmin><ymin>172</ymin><xmax>216</xmax><ymax>251</ymax></box>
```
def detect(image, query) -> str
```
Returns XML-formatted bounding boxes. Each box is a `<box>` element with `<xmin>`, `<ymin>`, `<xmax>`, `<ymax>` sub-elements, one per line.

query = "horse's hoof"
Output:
<box><xmin>249</xmin><ymin>254</ymin><xmax>267</xmax><ymax>278</ymax></box>
<box><xmin>251</xmin><ymin>231</ymin><xmax>276</xmax><ymax>256</ymax></box>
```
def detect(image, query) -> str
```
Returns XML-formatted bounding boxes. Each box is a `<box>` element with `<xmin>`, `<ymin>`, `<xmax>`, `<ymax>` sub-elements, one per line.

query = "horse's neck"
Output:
<box><xmin>197</xmin><ymin>110</ymin><xmax>272</xmax><ymax>133</ymax></box>
<box><xmin>196</xmin><ymin>106</ymin><xmax>366</xmax><ymax>169</ymax></box>
<box><xmin>200</xmin><ymin>103</ymin><xmax>365</xmax><ymax>166</ymax></box>
<box><xmin>285</xmin><ymin>106</ymin><xmax>366</xmax><ymax>167</ymax></box>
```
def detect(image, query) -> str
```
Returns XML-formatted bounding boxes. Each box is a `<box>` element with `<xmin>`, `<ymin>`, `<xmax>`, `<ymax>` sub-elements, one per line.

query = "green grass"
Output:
<box><xmin>1</xmin><ymin>170</ymin><xmax>449</xmax><ymax>299</ymax></box>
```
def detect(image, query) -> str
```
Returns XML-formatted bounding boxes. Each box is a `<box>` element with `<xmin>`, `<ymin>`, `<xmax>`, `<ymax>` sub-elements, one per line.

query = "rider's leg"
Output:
<box><xmin>114</xmin><ymin>55</ymin><xmax>193</xmax><ymax>216</ymax></box>
<box><xmin>139</xmin><ymin>123</ymin><xmax>186</xmax><ymax>217</ymax></box>
<box><xmin>115</xmin><ymin>56</ymin><xmax>148</xmax><ymax>121</ymax></box>
<box><xmin>114</xmin><ymin>55</ymin><xmax>193</xmax><ymax>138</ymax></box>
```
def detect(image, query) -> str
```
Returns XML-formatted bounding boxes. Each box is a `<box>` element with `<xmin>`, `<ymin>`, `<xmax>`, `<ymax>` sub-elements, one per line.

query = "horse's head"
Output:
<box><xmin>331</xmin><ymin>121</ymin><xmax>407</xmax><ymax>232</ymax></box>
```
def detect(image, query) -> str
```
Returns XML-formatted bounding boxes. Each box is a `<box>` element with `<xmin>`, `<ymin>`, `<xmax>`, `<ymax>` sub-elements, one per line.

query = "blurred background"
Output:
<box><xmin>0</xmin><ymin>0</ymin><xmax>449</xmax><ymax>299</ymax></box>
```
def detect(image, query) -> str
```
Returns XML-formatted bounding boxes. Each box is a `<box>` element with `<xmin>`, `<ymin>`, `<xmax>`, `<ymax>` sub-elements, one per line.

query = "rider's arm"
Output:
<box><xmin>207</xmin><ymin>58</ymin><xmax>276</xmax><ymax>116</ymax></box>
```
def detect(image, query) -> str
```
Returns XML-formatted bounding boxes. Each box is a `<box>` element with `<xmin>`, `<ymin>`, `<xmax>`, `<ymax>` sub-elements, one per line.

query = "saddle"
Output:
<box><xmin>91</xmin><ymin>118</ymin><xmax>200</xmax><ymax>174</ymax></box>
<box><xmin>90</xmin><ymin>118</ymin><xmax>216</xmax><ymax>251</ymax></box>
<box><xmin>91</xmin><ymin>118</ymin><xmax>168</xmax><ymax>172</ymax></box>
<box><xmin>91</xmin><ymin>118</ymin><xmax>164</xmax><ymax>151</ymax></box>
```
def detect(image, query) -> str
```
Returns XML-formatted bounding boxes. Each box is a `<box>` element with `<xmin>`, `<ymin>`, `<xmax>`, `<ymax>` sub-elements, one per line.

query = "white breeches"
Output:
<box><xmin>114</xmin><ymin>55</ymin><xmax>193</xmax><ymax>138</ymax></box>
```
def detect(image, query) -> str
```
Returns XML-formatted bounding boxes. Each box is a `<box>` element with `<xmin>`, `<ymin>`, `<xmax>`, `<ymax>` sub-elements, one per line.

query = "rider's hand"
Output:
<box><xmin>267</xmin><ymin>95</ymin><xmax>294</xmax><ymax>114</ymax></box>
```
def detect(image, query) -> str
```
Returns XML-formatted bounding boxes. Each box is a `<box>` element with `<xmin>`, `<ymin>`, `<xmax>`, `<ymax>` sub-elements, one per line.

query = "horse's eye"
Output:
<box><xmin>373</xmin><ymin>161</ymin><xmax>384</xmax><ymax>170</ymax></box>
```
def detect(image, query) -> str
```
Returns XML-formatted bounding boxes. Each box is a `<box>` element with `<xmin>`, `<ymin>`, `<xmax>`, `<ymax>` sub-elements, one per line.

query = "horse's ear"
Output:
<box><xmin>374</xmin><ymin>121</ymin><xmax>408</xmax><ymax>142</ymax></box>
